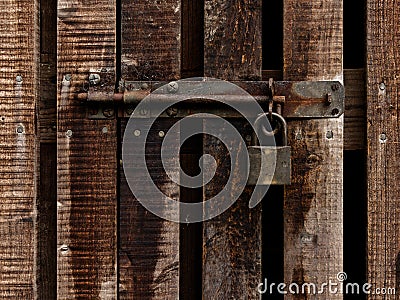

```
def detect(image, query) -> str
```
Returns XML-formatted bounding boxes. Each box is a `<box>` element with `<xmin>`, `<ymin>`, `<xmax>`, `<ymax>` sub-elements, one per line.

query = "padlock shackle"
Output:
<box><xmin>254</xmin><ymin>112</ymin><xmax>288</xmax><ymax>146</ymax></box>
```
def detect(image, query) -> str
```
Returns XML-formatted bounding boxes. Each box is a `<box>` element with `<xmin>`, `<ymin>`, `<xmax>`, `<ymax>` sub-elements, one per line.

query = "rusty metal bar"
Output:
<box><xmin>85</xmin><ymin>80</ymin><xmax>345</xmax><ymax>118</ymax></box>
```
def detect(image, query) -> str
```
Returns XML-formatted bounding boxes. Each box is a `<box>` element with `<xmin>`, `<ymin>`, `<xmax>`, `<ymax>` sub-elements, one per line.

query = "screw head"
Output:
<box><xmin>379</xmin><ymin>133</ymin><xmax>387</xmax><ymax>143</ymax></box>
<box><xmin>64</xmin><ymin>74</ymin><xmax>72</xmax><ymax>81</ymax></box>
<box><xmin>102</xmin><ymin>107</ymin><xmax>115</xmax><ymax>118</ymax></box>
<box><xmin>102</xmin><ymin>126</ymin><xmax>109</xmax><ymax>134</ymax></box>
<box><xmin>331</xmin><ymin>108</ymin><xmax>340</xmax><ymax>116</ymax></box>
<box><xmin>326</xmin><ymin>130</ymin><xmax>334</xmax><ymax>139</ymax></box>
<box><xmin>166</xmin><ymin>107</ymin><xmax>178</xmax><ymax>117</ymax></box>
<box><xmin>89</xmin><ymin>73</ymin><xmax>101</xmax><ymax>85</ymax></box>
<box><xmin>133</xmin><ymin>130</ymin><xmax>141</xmax><ymax>137</ymax></box>
<box><xmin>159</xmin><ymin>131</ymin><xmax>165</xmax><ymax>138</ymax></box>
<box><xmin>66</xmin><ymin>129</ymin><xmax>73</xmax><ymax>138</ymax></box>
<box><xmin>295</xmin><ymin>133</ymin><xmax>303</xmax><ymax>140</ymax></box>
<box><xmin>379</xmin><ymin>82</ymin><xmax>386</xmax><ymax>91</ymax></box>
<box><xmin>331</xmin><ymin>83</ymin><xmax>340</xmax><ymax>91</ymax></box>
<box><xmin>167</xmin><ymin>81</ymin><xmax>179</xmax><ymax>93</ymax></box>
<box><xmin>139</xmin><ymin>108</ymin><xmax>148</xmax><ymax>116</ymax></box>
<box><xmin>16</xmin><ymin>125</ymin><xmax>24</xmax><ymax>134</ymax></box>
<box><xmin>141</xmin><ymin>83</ymin><xmax>149</xmax><ymax>90</ymax></box>
<box><xmin>16</xmin><ymin>75</ymin><xmax>23</xmax><ymax>83</ymax></box>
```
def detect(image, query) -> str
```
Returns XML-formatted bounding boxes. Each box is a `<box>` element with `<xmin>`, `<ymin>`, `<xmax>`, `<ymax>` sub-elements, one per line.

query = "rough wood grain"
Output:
<box><xmin>344</xmin><ymin>69</ymin><xmax>366</xmax><ymax>151</ymax></box>
<box><xmin>121</xmin><ymin>0</ymin><xmax>181</xmax><ymax>81</ymax></box>
<box><xmin>283</xmin><ymin>1</ymin><xmax>344</xmax><ymax>299</ymax></box>
<box><xmin>120</xmin><ymin>119</ymin><xmax>180</xmax><ymax>299</ymax></box>
<box><xmin>204</xmin><ymin>0</ymin><xmax>262</xmax><ymax>81</ymax></box>
<box><xmin>57</xmin><ymin>0</ymin><xmax>117</xmax><ymax>298</ymax></box>
<box><xmin>120</xmin><ymin>0</ymin><xmax>181</xmax><ymax>298</ymax></box>
<box><xmin>366</xmin><ymin>0</ymin><xmax>400</xmax><ymax>298</ymax></box>
<box><xmin>203</xmin><ymin>0</ymin><xmax>262</xmax><ymax>297</ymax></box>
<box><xmin>0</xmin><ymin>0</ymin><xmax>39</xmax><ymax>298</ymax></box>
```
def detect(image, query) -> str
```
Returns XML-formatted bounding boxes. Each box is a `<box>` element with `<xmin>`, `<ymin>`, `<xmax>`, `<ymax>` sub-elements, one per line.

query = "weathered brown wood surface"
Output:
<box><xmin>120</xmin><ymin>0</ymin><xmax>181</xmax><ymax>298</ymax></box>
<box><xmin>203</xmin><ymin>0</ymin><xmax>262</xmax><ymax>298</ymax></box>
<box><xmin>57</xmin><ymin>0</ymin><xmax>118</xmax><ymax>298</ymax></box>
<box><xmin>0</xmin><ymin>0</ymin><xmax>39</xmax><ymax>298</ymax></box>
<box><xmin>366</xmin><ymin>0</ymin><xmax>400</xmax><ymax>298</ymax></box>
<box><xmin>283</xmin><ymin>1</ymin><xmax>344</xmax><ymax>299</ymax></box>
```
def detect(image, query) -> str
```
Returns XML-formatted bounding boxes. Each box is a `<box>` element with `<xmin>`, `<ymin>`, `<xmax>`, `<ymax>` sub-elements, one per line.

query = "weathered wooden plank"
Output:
<box><xmin>120</xmin><ymin>0</ymin><xmax>181</xmax><ymax>298</ymax></box>
<box><xmin>121</xmin><ymin>0</ymin><xmax>181</xmax><ymax>81</ymax></box>
<box><xmin>57</xmin><ymin>0</ymin><xmax>117</xmax><ymax>298</ymax></box>
<box><xmin>204</xmin><ymin>0</ymin><xmax>262</xmax><ymax>81</ymax></box>
<box><xmin>203</xmin><ymin>0</ymin><xmax>262</xmax><ymax>298</ymax></box>
<box><xmin>120</xmin><ymin>119</ymin><xmax>180</xmax><ymax>299</ymax></box>
<box><xmin>366</xmin><ymin>0</ymin><xmax>400</xmax><ymax>298</ymax></box>
<box><xmin>0</xmin><ymin>0</ymin><xmax>39</xmax><ymax>298</ymax></box>
<box><xmin>283</xmin><ymin>1</ymin><xmax>343</xmax><ymax>299</ymax></box>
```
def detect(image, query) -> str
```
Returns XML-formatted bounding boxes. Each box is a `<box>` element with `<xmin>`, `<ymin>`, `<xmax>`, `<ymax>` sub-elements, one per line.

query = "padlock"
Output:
<box><xmin>247</xmin><ymin>112</ymin><xmax>291</xmax><ymax>185</ymax></box>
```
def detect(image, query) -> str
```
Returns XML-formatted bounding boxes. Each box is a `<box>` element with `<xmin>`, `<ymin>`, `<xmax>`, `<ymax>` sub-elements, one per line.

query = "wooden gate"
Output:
<box><xmin>0</xmin><ymin>0</ymin><xmax>398</xmax><ymax>299</ymax></box>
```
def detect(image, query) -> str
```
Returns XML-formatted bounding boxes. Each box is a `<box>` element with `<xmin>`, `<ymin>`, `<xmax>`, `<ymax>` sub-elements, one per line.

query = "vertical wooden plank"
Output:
<box><xmin>366</xmin><ymin>0</ymin><xmax>400</xmax><ymax>298</ymax></box>
<box><xmin>0</xmin><ymin>0</ymin><xmax>39</xmax><ymax>298</ymax></box>
<box><xmin>121</xmin><ymin>0</ymin><xmax>181</xmax><ymax>81</ymax></box>
<box><xmin>203</xmin><ymin>0</ymin><xmax>262</xmax><ymax>298</ymax></box>
<box><xmin>37</xmin><ymin>0</ymin><xmax>57</xmax><ymax>298</ymax></box>
<box><xmin>57</xmin><ymin>0</ymin><xmax>117</xmax><ymax>298</ymax></box>
<box><xmin>120</xmin><ymin>0</ymin><xmax>181</xmax><ymax>298</ymax></box>
<box><xmin>283</xmin><ymin>1</ymin><xmax>343</xmax><ymax>299</ymax></box>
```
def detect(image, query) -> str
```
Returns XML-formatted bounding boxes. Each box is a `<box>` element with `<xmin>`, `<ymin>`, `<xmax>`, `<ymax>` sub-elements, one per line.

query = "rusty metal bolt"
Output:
<box><xmin>103</xmin><ymin>107</ymin><xmax>115</xmax><ymax>118</ymax></box>
<box><xmin>89</xmin><ymin>73</ymin><xmax>101</xmax><ymax>85</ymax></box>
<box><xmin>167</xmin><ymin>81</ymin><xmax>179</xmax><ymax>93</ymax></box>
<box><xmin>326</xmin><ymin>93</ymin><xmax>333</xmax><ymax>105</ymax></box>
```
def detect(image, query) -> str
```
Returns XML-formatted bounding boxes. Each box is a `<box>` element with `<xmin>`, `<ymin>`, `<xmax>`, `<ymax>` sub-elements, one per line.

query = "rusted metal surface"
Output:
<box><xmin>85</xmin><ymin>80</ymin><xmax>344</xmax><ymax>119</ymax></box>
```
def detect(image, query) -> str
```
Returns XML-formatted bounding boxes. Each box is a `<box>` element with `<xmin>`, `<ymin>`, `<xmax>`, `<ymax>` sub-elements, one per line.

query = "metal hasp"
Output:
<box><xmin>85</xmin><ymin>79</ymin><xmax>345</xmax><ymax>119</ymax></box>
